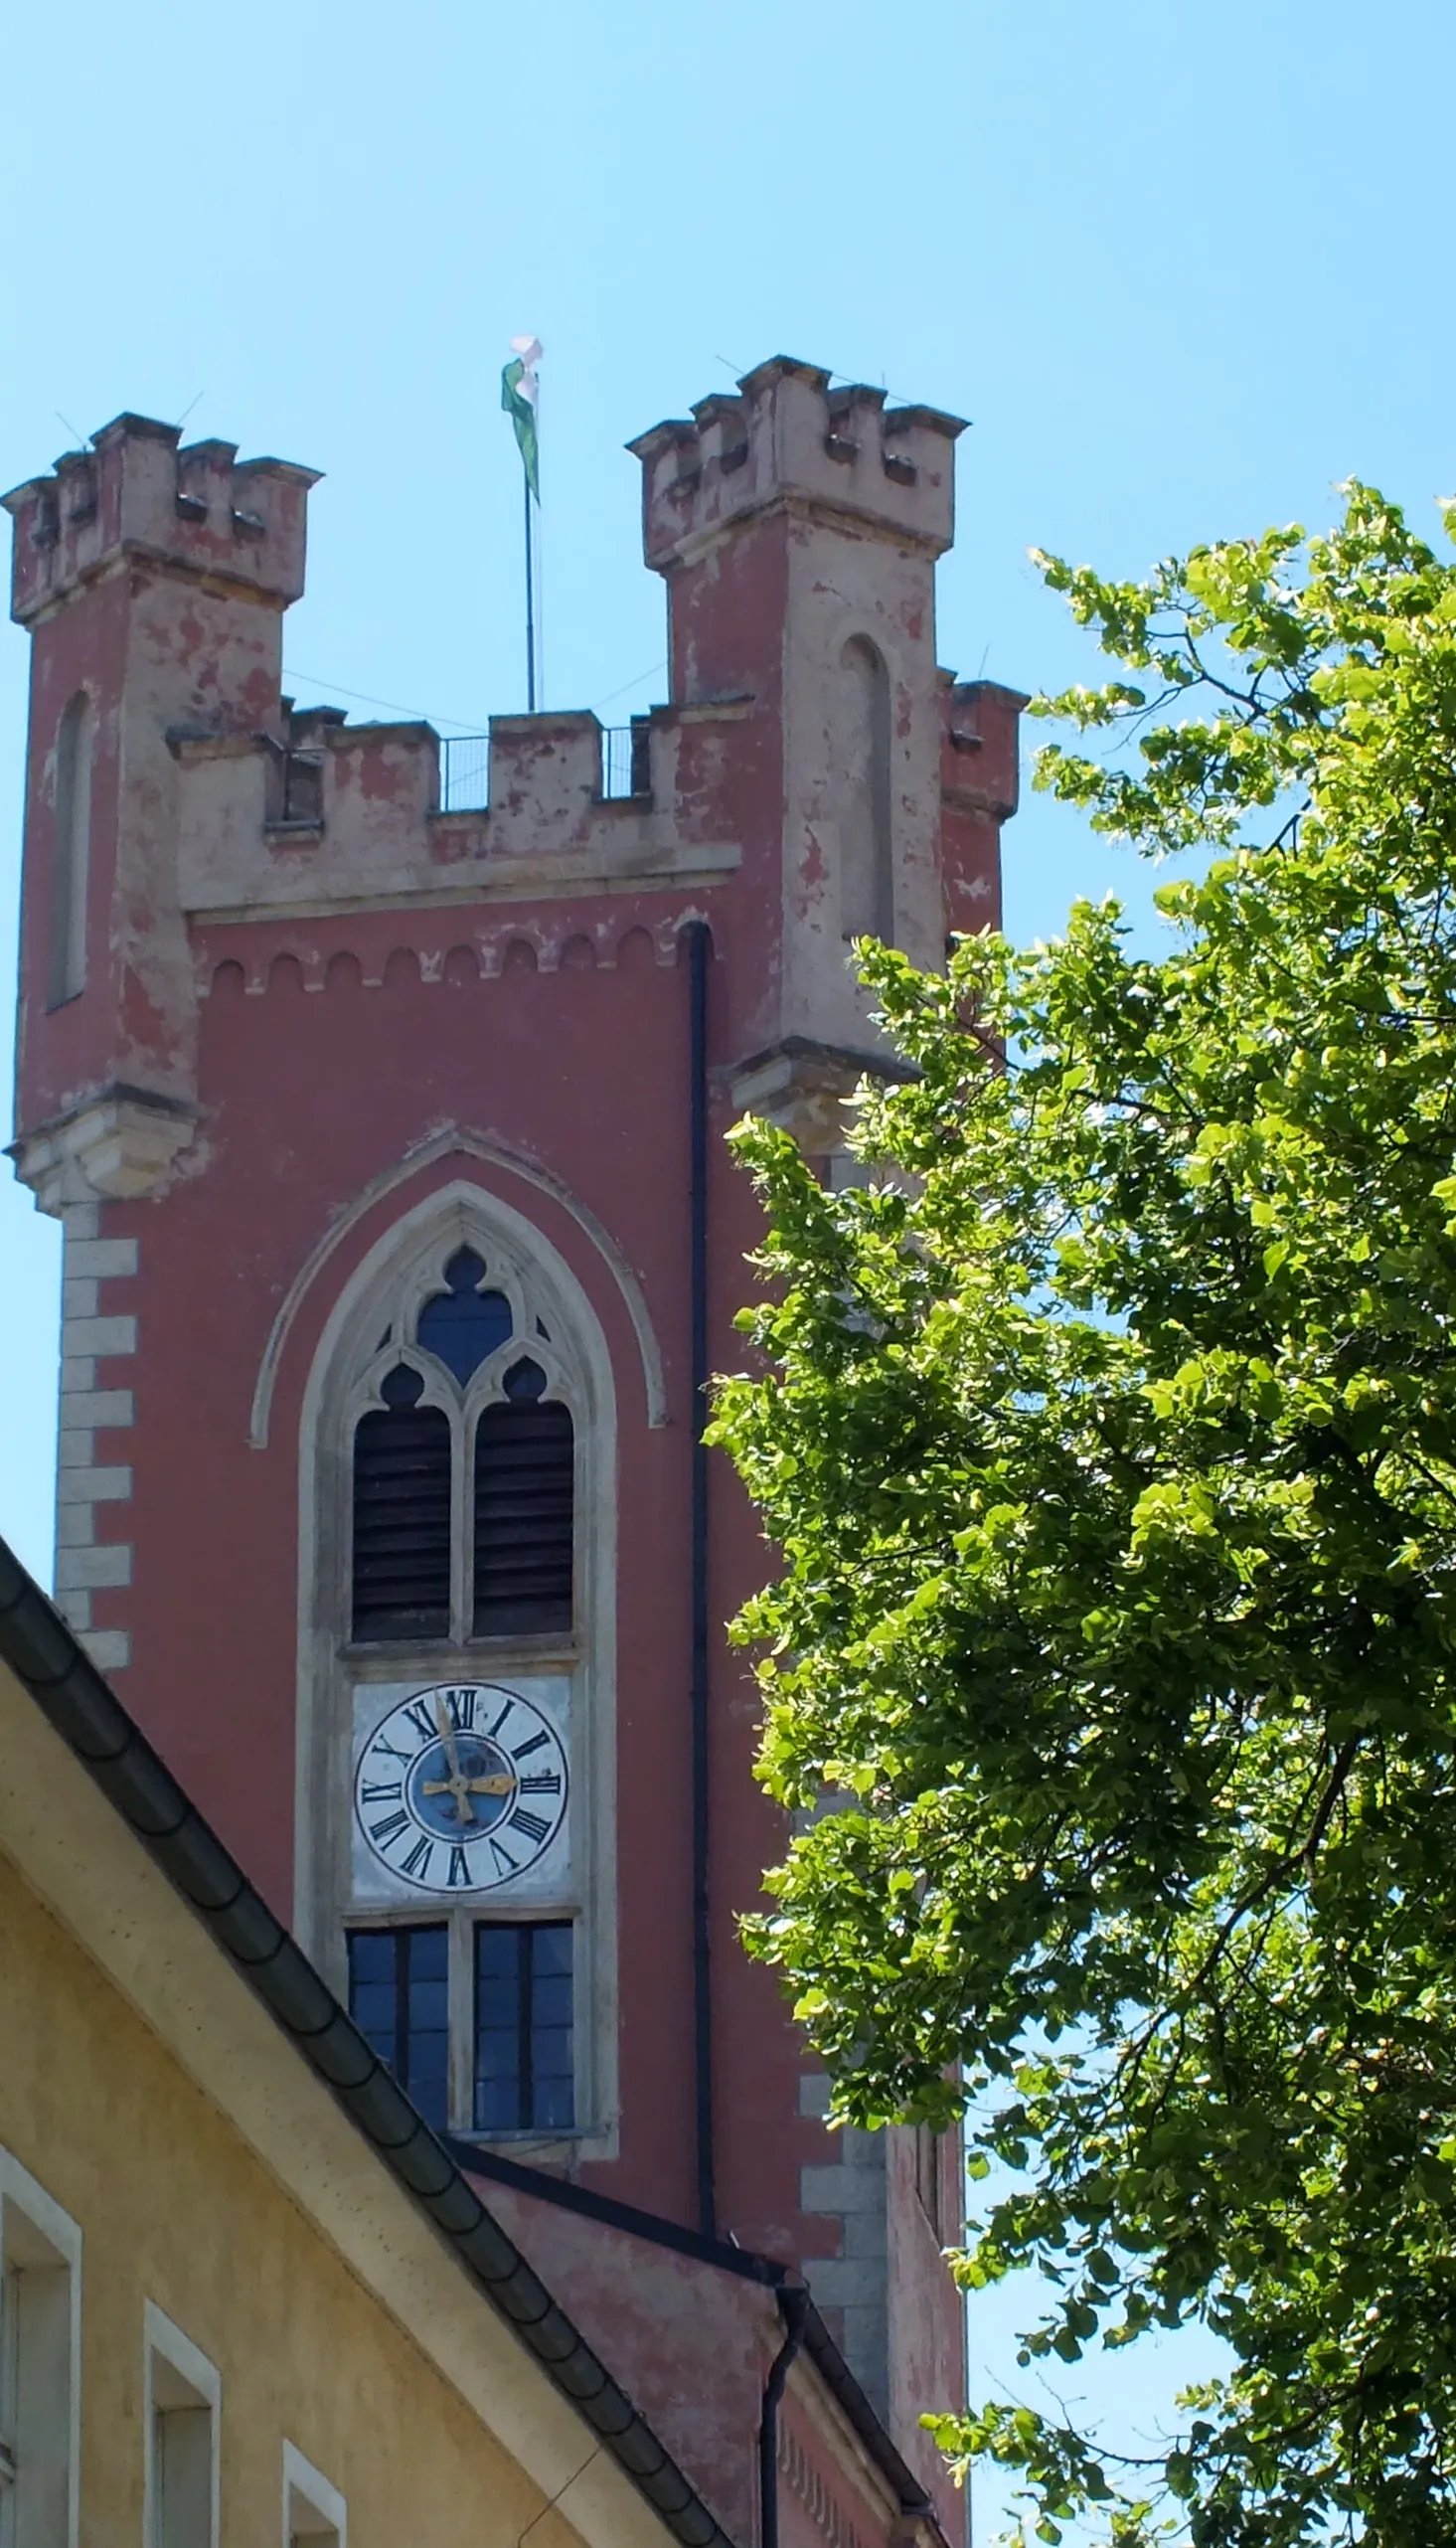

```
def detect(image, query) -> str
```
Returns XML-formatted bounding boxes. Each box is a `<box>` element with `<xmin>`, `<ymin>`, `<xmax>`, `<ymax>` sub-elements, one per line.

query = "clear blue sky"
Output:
<box><xmin>3</xmin><ymin>3</ymin><xmax>1453</xmax><ymax>2530</ymax></box>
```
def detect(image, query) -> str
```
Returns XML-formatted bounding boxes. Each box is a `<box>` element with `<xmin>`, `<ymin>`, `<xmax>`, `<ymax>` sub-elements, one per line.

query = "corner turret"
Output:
<box><xmin>5</xmin><ymin>416</ymin><xmax>318</xmax><ymax>629</ymax></box>
<box><xmin>6</xmin><ymin>417</ymin><xmax>320</xmax><ymax>1211</ymax></box>
<box><xmin>630</xmin><ymin>356</ymin><xmax>963</xmax><ymax>571</ymax></box>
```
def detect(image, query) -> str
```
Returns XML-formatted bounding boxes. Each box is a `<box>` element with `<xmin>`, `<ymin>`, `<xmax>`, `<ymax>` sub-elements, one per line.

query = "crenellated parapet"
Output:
<box><xmin>3</xmin><ymin>414</ymin><xmax>320</xmax><ymax>625</ymax></box>
<box><xmin>629</xmin><ymin>355</ymin><xmax>965</xmax><ymax>571</ymax></box>
<box><xmin>5</xmin><ymin>362</ymin><xmax>1020</xmax><ymax>1208</ymax></box>
<box><xmin>168</xmin><ymin>698</ymin><xmax>748</xmax><ymax>921</ymax></box>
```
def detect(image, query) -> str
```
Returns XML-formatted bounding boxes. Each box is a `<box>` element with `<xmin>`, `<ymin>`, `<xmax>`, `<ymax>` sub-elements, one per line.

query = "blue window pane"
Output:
<box><xmin>349</xmin><ymin>1926</ymin><xmax>449</xmax><ymax>2125</ymax></box>
<box><xmin>532</xmin><ymin>1975</ymin><xmax>571</xmax><ymax>2031</ymax></box>
<box><xmin>474</xmin><ymin>1924</ymin><xmax>525</xmax><ymax>2129</ymax></box>
<box><xmin>409</xmin><ymin>2042</ymin><xmax>449</xmax><ymax>2131</ymax></box>
<box><xmin>537</xmin><ymin>2076</ymin><xmax>573</xmax><ymax>2130</ymax></box>
<box><xmin>348</xmin><ymin>1933</ymin><xmax>398</xmax><ymax>2070</ymax></box>
<box><xmin>534</xmin><ymin>2015</ymin><xmax>572</xmax><ymax>2067</ymax></box>
<box><xmin>472</xmin><ymin>1922</ymin><xmax>573</xmax><ymax>2135</ymax></box>
<box><xmin>475</xmin><ymin>1929</ymin><xmax>517</xmax><ymax>1984</ymax></box>
<box><xmin>417</xmin><ymin>1250</ymin><xmax>513</xmax><ymax>1384</ymax></box>
<box><xmin>410</xmin><ymin>1927</ymin><xmax>448</xmax><ymax>1981</ymax></box>
<box><xmin>350</xmin><ymin>1931</ymin><xmax>396</xmax><ymax>1983</ymax></box>
<box><xmin>474</xmin><ymin>2078</ymin><xmax>519</xmax><ymax>2131</ymax></box>
<box><xmin>351</xmin><ymin>1976</ymin><xmax>394</xmax><ymax>2029</ymax></box>
<box><xmin>409</xmin><ymin>1975</ymin><xmax>449</xmax><ymax>2030</ymax></box>
<box><xmin>536</xmin><ymin>2048</ymin><xmax>572</xmax><ymax>2099</ymax></box>
<box><xmin>528</xmin><ymin>1927</ymin><xmax>572</xmax><ymax>2128</ymax></box>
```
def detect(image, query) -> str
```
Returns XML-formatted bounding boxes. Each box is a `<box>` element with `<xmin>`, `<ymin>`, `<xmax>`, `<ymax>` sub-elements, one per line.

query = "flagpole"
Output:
<box><xmin>524</xmin><ymin>472</ymin><xmax>537</xmax><ymax>714</ymax></box>
<box><xmin>502</xmin><ymin>335</ymin><xmax>543</xmax><ymax>714</ymax></box>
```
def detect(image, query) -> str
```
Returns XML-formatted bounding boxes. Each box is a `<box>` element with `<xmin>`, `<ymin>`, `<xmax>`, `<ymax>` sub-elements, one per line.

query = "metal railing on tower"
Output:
<box><xmin>439</xmin><ymin>726</ymin><xmax>646</xmax><ymax>814</ymax></box>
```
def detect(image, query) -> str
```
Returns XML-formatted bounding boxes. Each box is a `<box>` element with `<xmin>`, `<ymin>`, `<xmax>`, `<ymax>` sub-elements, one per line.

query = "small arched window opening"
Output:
<box><xmin>351</xmin><ymin>1366</ymin><xmax>451</xmax><ymax>1641</ymax></box>
<box><xmin>473</xmin><ymin>1359</ymin><xmax>574</xmax><ymax>1637</ymax></box>
<box><xmin>347</xmin><ymin>1243</ymin><xmax>576</xmax><ymax>1648</ymax></box>
<box><xmin>839</xmin><ymin>636</ymin><xmax>893</xmax><ymax>944</ymax></box>
<box><xmin>49</xmin><ymin>692</ymin><xmax>93</xmax><ymax>1008</ymax></box>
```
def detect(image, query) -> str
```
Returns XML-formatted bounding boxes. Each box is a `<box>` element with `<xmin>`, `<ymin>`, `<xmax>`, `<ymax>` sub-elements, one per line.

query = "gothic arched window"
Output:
<box><xmin>348</xmin><ymin>1244</ymin><xmax>576</xmax><ymax>1647</ymax></box>
<box><xmin>301</xmin><ymin>1187</ymin><xmax>618</xmax><ymax>2154</ymax></box>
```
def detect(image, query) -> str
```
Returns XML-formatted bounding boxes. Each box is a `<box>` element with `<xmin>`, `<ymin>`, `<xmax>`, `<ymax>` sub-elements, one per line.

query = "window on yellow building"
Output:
<box><xmin>282</xmin><ymin>2441</ymin><xmax>346</xmax><ymax>2548</ymax></box>
<box><xmin>0</xmin><ymin>2148</ymin><xmax>81</xmax><ymax>2548</ymax></box>
<box><xmin>144</xmin><ymin>2306</ymin><xmax>219</xmax><ymax>2548</ymax></box>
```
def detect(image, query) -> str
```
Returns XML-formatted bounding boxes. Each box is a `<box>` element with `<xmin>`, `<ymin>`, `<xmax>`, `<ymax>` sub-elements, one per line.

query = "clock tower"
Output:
<box><xmin>5</xmin><ymin>362</ymin><xmax>1024</xmax><ymax>2548</ymax></box>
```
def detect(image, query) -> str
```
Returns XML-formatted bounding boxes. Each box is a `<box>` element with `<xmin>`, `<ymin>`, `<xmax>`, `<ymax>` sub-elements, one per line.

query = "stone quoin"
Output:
<box><xmin>4</xmin><ymin>355</ymin><xmax>1026</xmax><ymax>2548</ymax></box>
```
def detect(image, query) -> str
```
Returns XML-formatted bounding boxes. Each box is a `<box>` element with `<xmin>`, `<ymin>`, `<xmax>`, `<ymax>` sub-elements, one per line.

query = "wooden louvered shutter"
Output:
<box><xmin>472</xmin><ymin>1365</ymin><xmax>573</xmax><ymax>1636</ymax></box>
<box><xmin>352</xmin><ymin>1369</ymin><xmax>452</xmax><ymax>1641</ymax></box>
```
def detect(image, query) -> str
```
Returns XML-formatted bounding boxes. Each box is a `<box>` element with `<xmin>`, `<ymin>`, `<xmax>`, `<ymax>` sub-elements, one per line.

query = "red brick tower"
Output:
<box><xmin>5</xmin><ymin>361</ymin><xmax>1023</xmax><ymax>2548</ymax></box>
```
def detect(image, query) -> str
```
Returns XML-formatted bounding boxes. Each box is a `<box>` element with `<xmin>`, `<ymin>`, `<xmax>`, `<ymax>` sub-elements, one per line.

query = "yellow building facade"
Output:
<box><xmin>0</xmin><ymin>1546</ymin><xmax>727</xmax><ymax>2548</ymax></box>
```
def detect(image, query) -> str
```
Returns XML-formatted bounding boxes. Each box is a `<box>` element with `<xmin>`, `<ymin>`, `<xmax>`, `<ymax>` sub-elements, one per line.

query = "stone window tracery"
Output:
<box><xmin>348</xmin><ymin>1244</ymin><xmax>576</xmax><ymax>1650</ymax></box>
<box><xmin>300</xmin><ymin>1187</ymin><xmax>616</xmax><ymax>2158</ymax></box>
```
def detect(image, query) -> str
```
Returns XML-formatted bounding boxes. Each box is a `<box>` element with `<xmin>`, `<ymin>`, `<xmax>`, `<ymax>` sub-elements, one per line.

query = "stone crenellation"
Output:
<box><xmin>629</xmin><ymin>354</ymin><xmax>966</xmax><ymax>571</ymax></box>
<box><xmin>2</xmin><ymin>413</ymin><xmax>320</xmax><ymax>624</ymax></box>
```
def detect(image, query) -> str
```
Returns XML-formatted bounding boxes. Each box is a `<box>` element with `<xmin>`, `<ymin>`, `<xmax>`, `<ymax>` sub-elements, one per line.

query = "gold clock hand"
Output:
<box><xmin>420</xmin><ymin>1775</ymin><xmax>514</xmax><ymax>1797</ymax></box>
<box><xmin>432</xmin><ymin>1695</ymin><xmax>474</xmax><ymax>1825</ymax></box>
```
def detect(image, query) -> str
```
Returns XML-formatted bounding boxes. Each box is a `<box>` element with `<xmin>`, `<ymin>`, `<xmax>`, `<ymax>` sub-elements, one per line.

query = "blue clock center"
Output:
<box><xmin>405</xmin><ymin>1734</ymin><xmax>517</xmax><ymax>1842</ymax></box>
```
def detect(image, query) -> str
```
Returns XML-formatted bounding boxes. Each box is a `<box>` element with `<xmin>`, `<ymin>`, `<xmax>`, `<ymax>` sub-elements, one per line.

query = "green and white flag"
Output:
<box><xmin>502</xmin><ymin>334</ymin><xmax>542</xmax><ymax>501</ymax></box>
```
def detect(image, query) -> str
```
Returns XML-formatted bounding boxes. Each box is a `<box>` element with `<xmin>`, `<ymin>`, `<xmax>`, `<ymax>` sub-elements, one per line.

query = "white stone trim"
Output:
<box><xmin>142</xmin><ymin>2303</ymin><xmax>220</xmax><ymax>2548</ymax></box>
<box><xmin>55</xmin><ymin>1546</ymin><xmax>131</xmax><ymax>1591</ymax></box>
<box><xmin>800</xmin><ymin>2125</ymin><xmax>889</xmax><ymax>2416</ymax></box>
<box><xmin>64</xmin><ymin>1238</ymin><xmax>139</xmax><ymax>1280</ymax></box>
<box><xmin>56</xmin><ymin>1467</ymin><xmax>132</xmax><ymax>1507</ymax></box>
<box><xmin>53</xmin><ymin>1207</ymin><xmax>136</xmax><ymax>1671</ymax></box>
<box><xmin>281</xmin><ymin>2441</ymin><xmax>346</xmax><ymax>2548</ymax></box>
<box><xmin>80</xmin><ymin>1631</ymin><xmax>132</xmax><ymax>1675</ymax></box>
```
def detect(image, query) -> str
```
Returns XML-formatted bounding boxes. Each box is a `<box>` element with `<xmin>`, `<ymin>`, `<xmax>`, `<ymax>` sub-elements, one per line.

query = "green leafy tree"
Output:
<box><xmin>712</xmin><ymin>486</ymin><xmax>1456</xmax><ymax>2545</ymax></box>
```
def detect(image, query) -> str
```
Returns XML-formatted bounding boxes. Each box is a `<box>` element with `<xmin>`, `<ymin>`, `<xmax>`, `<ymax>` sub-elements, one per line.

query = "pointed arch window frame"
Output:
<box><xmin>293</xmin><ymin>1179</ymin><xmax>621</xmax><ymax>2160</ymax></box>
<box><xmin>349</xmin><ymin>1243</ymin><xmax>579</xmax><ymax>1653</ymax></box>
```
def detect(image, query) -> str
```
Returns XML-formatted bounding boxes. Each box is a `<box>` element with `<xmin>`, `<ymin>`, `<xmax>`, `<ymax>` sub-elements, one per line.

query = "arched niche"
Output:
<box><xmin>838</xmin><ymin>635</ymin><xmax>893</xmax><ymax>944</ymax></box>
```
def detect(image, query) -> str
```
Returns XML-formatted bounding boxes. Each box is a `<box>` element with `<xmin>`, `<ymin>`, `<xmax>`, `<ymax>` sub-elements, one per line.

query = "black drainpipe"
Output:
<box><xmin>687</xmin><ymin>917</ymin><xmax>715</xmax><ymax>2240</ymax></box>
<box><xmin>759</xmin><ymin>2286</ymin><xmax>810</xmax><ymax>2548</ymax></box>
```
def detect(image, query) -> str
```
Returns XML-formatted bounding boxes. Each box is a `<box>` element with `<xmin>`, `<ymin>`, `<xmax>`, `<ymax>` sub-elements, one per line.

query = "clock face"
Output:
<box><xmin>354</xmin><ymin>1682</ymin><xmax>568</xmax><ymax>1895</ymax></box>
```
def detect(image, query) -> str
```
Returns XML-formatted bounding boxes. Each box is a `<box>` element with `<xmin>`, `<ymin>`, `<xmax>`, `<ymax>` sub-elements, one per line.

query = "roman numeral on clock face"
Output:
<box><xmin>357</xmin><ymin>1687</ymin><xmax>566</xmax><ymax>1893</ymax></box>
